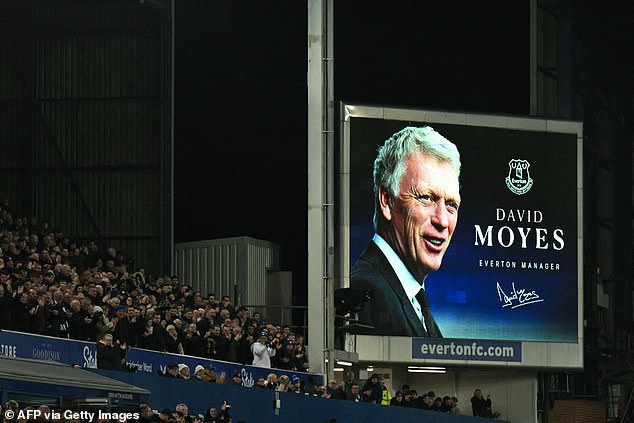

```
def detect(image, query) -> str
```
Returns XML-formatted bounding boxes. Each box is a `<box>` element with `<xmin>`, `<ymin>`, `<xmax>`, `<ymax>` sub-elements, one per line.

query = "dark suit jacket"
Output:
<box><xmin>350</xmin><ymin>241</ymin><xmax>442</xmax><ymax>337</ymax></box>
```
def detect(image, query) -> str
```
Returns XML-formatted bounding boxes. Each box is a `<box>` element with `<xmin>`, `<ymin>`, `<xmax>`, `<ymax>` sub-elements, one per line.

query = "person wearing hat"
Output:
<box><xmin>276</xmin><ymin>338</ymin><xmax>296</xmax><ymax>370</ymax></box>
<box><xmin>390</xmin><ymin>390</ymin><xmax>404</xmax><ymax>406</ymax></box>
<box><xmin>44</xmin><ymin>269</ymin><xmax>57</xmax><ymax>284</ymax></box>
<box><xmin>227</xmin><ymin>370</ymin><xmax>242</xmax><ymax>385</ymax></box>
<box><xmin>251</xmin><ymin>332</ymin><xmax>276</xmax><ymax>368</ymax></box>
<box><xmin>289</xmin><ymin>375</ymin><xmax>302</xmax><ymax>393</ymax></box>
<box><xmin>361</xmin><ymin>373</ymin><xmax>382</xmax><ymax>404</ymax></box>
<box><xmin>192</xmin><ymin>365</ymin><xmax>206</xmax><ymax>381</ymax></box>
<box><xmin>177</xmin><ymin>363</ymin><xmax>190</xmax><ymax>379</ymax></box>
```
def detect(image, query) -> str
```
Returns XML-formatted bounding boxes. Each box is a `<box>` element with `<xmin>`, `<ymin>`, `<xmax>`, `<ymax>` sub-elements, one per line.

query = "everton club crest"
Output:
<box><xmin>505</xmin><ymin>159</ymin><xmax>533</xmax><ymax>195</ymax></box>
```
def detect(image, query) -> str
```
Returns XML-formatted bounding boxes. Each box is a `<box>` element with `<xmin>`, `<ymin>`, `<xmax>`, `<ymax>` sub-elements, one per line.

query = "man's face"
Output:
<box><xmin>176</xmin><ymin>405</ymin><xmax>188</xmax><ymax>416</ymax></box>
<box><xmin>381</xmin><ymin>152</ymin><xmax>460</xmax><ymax>278</ymax></box>
<box><xmin>140</xmin><ymin>407</ymin><xmax>152</xmax><ymax>418</ymax></box>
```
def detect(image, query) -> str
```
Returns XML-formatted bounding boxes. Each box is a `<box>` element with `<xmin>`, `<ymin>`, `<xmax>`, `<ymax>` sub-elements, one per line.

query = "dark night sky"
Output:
<box><xmin>174</xmin><ymin>1</ymin><xmax>529</xmax><ymax>304</ymax></box>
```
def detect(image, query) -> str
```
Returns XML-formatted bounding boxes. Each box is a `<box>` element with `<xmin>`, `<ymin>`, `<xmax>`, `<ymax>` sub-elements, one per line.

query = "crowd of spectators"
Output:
<box><xmin>325</xmin><ymin>371</ymin><xmax>465</xmax><ymax>414</ymax></box>
<box><xmin>0</xmin><ymin>200</ymin><xmax>309</xmax><ymax>372</ymax></box>
<box><xmin>0</xmin><ymin>400</ymin><xmax>238</xmax><ymax>423</ymax></box>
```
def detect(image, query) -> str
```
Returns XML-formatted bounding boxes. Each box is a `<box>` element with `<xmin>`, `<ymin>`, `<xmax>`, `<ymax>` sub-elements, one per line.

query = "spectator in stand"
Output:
<box><xmin>440</xmin><ymin>396</ymin><xmax>453</xmax><ymax>412</ymax></box>
<box><xmin>348</xmin><ymin>384</ymin><xmax>362</xmax><ymax>402</ymax></box>
<box><xmin>236</xmin><ymin>306</ymin><xmax>249</xmax><ymax>327</ymax></box>
<box><xmin>266</xmin><ymin>373</ymin><xmax>278</xmax><ymax>390</ymax></box>
<box><xmin>45</xmin><ymin>288</ymin><xmax>66</xmax><ymax>337</ymax></box>
<box><xmin>200</xmin><ymin>366</ymin><xmax>225</xmax><ymax>384</ymax></box>
<box><xmin>204</xmin><ymin>406</ymin><xmax>219</xmax><ymax>423</ymax></box>
<box><xmin>231</xmin><ymin>325</ymin><xmax>252</xmax><ymax>365</ymax></box>
<box><xmin>361</xmin><ymin>374</ymin><xmax>382</xmax><ymax>404</ymax></box>
<box><xmin>381</xmin><ymin>383</ymin><xmax>392</xmax><ymax>405</ymax></box>
<box><xmin>326</xmin><ymin>379</ymin><xmax>346</xmax><ymax>400</ymax></box>
<box><xmin>0</xmin><ymin>282</ymin><xmax>12</xmax><ymax>329</ymax></box>
<box><xmin>293</xmin><ymin>335</ymin><xmax>309</xmax><ymax>371</ymax></box>
<box><xmin>192</xmin><ymin>365</ymin><xmax>207</xmax><ymax>381</ymax></box>
<box><xmin>197</xmin><ymin>308</ymin><xmax>215</xmax><ymax>335</ymax></box>
<box><xmin>432</xmin><ymin>396</ymin><xmax>443</xmax><ymax>411</ymax></box>
<box><xmin>164</xmin><ymin>324</ymin><xmax>184</xmax><ymax>354</ymax></box>
<box><xmin>136</xmin><ymin>404</ymin><xmax>156</xmax><ymax>423</ymax></box>
<box><xmin>276</xmin><ymin>375</ymin><xmax>291</xmax><ymax>392</ymax></box>
<box><xmin>160</xmin><ymin>363</ymin><xmax>179</xmax><ymax>378</ymax></box>
<box><xmin>82</xmin><ymin>304</ymin><xmax>100</xmax><ymax>341</ymax></box>
<box><xmin>251</xmin><ymin>333</ymin><xmax>276</xmax><ymax>368</ymax></box>
<box><xmin>112</xmin><ymin>305</ymin><xmax>142</xmax><ymax>346</ymax></box>
<box><xmin>208</xmin><ymin>325</ymin><xmax>228</xmax><ymax>360</ymax></box>
<box><xmin>451</xmin><ymin>396</ymin><xmax>461</xmax><ymax>414</ymax></box>
<box><xmin>341</xmin><ymin>370</ymin><xmax>356</xmax><ymax>399</ymax></box>
<box><xmin>96</xmin><ymin>333</ymin><xmax>125</xmax><ymax>370</ymax></box>
<box><xmin>175</xmin><ymin>404</ymin><xmax>192</xmax><ymax>423</ymax></box>
<box><xmin>219</xmin><ymin>325</ymin><xmax>233</xmax><ymax>358</ymax></box>
<box><xmin>220</xmin><ymin>296</ymin><xmax>235</xmax><ymax>317</ymax></box>
<box><xmin>177</xmin><ymin>363</ymin><xmax>190</xmax><ymax>380</ymax></box>
<box><xmin>471</xmin><ymin>388</ymin><xmax>493</xmax><ymax>418</ymax></box>
<box><xmin>157</xmin><ymin>409</ymin><xmax>172</xmax><ymax>423</ymax></box>
<box><xmin>276</xmin><ymin>339</ymin><xmax>296</xmax><ymax>370</ymax></box>
<box><xmin>66</xmin><ymin>299</ymin><xmax>86</xmax><ymax>339</ymax></box>
<box><xmin>182</xmin><ymin>323</ymin><xmax>206</xmax><ymax>357</ymax></box>
<box><xmin>419</xmin><ymin>392</ymin><xmax>433</xmax><ymax>410</ymax></box>
<box><xmin>227</xmin><ymin>370</ymin><xmax>242</xmax><ymax>386</ymax></box>
<box><xmin>390</xmin><ymin>391</ymin><xmax>404</xmax><ymax>406</ymax></box>
<box><xmin>138</xmin><ymin>313</ymin><xmax>164</xmax><ymax>351</ymax></box>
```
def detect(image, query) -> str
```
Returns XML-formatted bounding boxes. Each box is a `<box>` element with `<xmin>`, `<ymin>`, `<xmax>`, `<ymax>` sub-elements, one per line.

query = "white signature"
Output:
<box><xmin>496</xmin><ymin>282</ymin><xmax>544</xmax><ymax>309</ymax></box>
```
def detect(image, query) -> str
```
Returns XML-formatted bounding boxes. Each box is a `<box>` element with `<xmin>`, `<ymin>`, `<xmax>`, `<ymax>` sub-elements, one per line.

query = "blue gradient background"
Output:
<box><xmin>349</xmin><ymin>118</ymin><xmax>579</xmax><ymax>342</ymax></box>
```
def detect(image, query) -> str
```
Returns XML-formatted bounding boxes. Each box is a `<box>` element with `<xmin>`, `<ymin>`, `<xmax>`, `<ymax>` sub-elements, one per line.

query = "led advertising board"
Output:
<box><xmin>340</xmin><ymin>104</ymin><xmax>583</xmax><ymax>368</ymax></box>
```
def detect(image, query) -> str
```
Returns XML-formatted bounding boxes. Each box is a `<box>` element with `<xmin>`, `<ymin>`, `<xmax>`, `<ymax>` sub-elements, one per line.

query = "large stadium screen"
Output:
<box><xmin>340</xmin><ymin>104</ymin><xmax>583</xmax><ymax>368</ymax></box>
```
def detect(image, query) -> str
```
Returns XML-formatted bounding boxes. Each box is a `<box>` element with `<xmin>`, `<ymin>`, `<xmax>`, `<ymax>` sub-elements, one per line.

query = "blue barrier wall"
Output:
<box><xmin>96</xmin><ymin>369</ymin><xmax>509</xmax><ymax>423</ymax></box>
<box><xmin>0</xmin><ymin>330</ymin><xmax>323</xmax><ymax>387</ymax></box>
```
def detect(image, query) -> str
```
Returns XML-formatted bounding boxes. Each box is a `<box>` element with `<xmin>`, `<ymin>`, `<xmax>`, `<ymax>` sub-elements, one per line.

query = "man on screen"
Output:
<box><xmin>351</xmin><ymin>126</ymin><xmax>461</xmax><ymax>337</ymax></box>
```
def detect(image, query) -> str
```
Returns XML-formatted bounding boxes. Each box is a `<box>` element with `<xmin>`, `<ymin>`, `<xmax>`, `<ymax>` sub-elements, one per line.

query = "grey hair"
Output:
<box><xmin>373</xmin><ymin>126</ymin><xmax>461</xmax><ymax>229</ymax></box>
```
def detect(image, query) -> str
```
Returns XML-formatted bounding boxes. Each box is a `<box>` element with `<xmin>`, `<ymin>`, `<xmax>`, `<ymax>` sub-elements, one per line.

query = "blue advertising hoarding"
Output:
<box><xmin>340</xmin><ymin>104</ymin><xmax>583</xmax><ymax>368</ymax></box>
<box><xmin>0</xmin><ymin>330</ymin><xmax>323</xmax><ymax>386</ymax></box>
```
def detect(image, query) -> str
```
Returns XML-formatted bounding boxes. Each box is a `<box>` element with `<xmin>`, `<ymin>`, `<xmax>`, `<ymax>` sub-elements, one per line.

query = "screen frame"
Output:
<box><xmin>338</xmin><ymin>103</ymin><xmax>583</xmax><ymax>369</ymax></box>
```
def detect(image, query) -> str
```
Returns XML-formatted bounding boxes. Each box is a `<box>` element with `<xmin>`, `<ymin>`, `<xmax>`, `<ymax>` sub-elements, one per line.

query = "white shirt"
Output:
<box><xmin>251</xmin><ymin>341</ymin><xmax>276</xmax><ymax>368</ymax></box>
<box><xmin>372</xmin><ymin>234</ymin><xmax>426</xmax><ymax>328</ymax></box>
